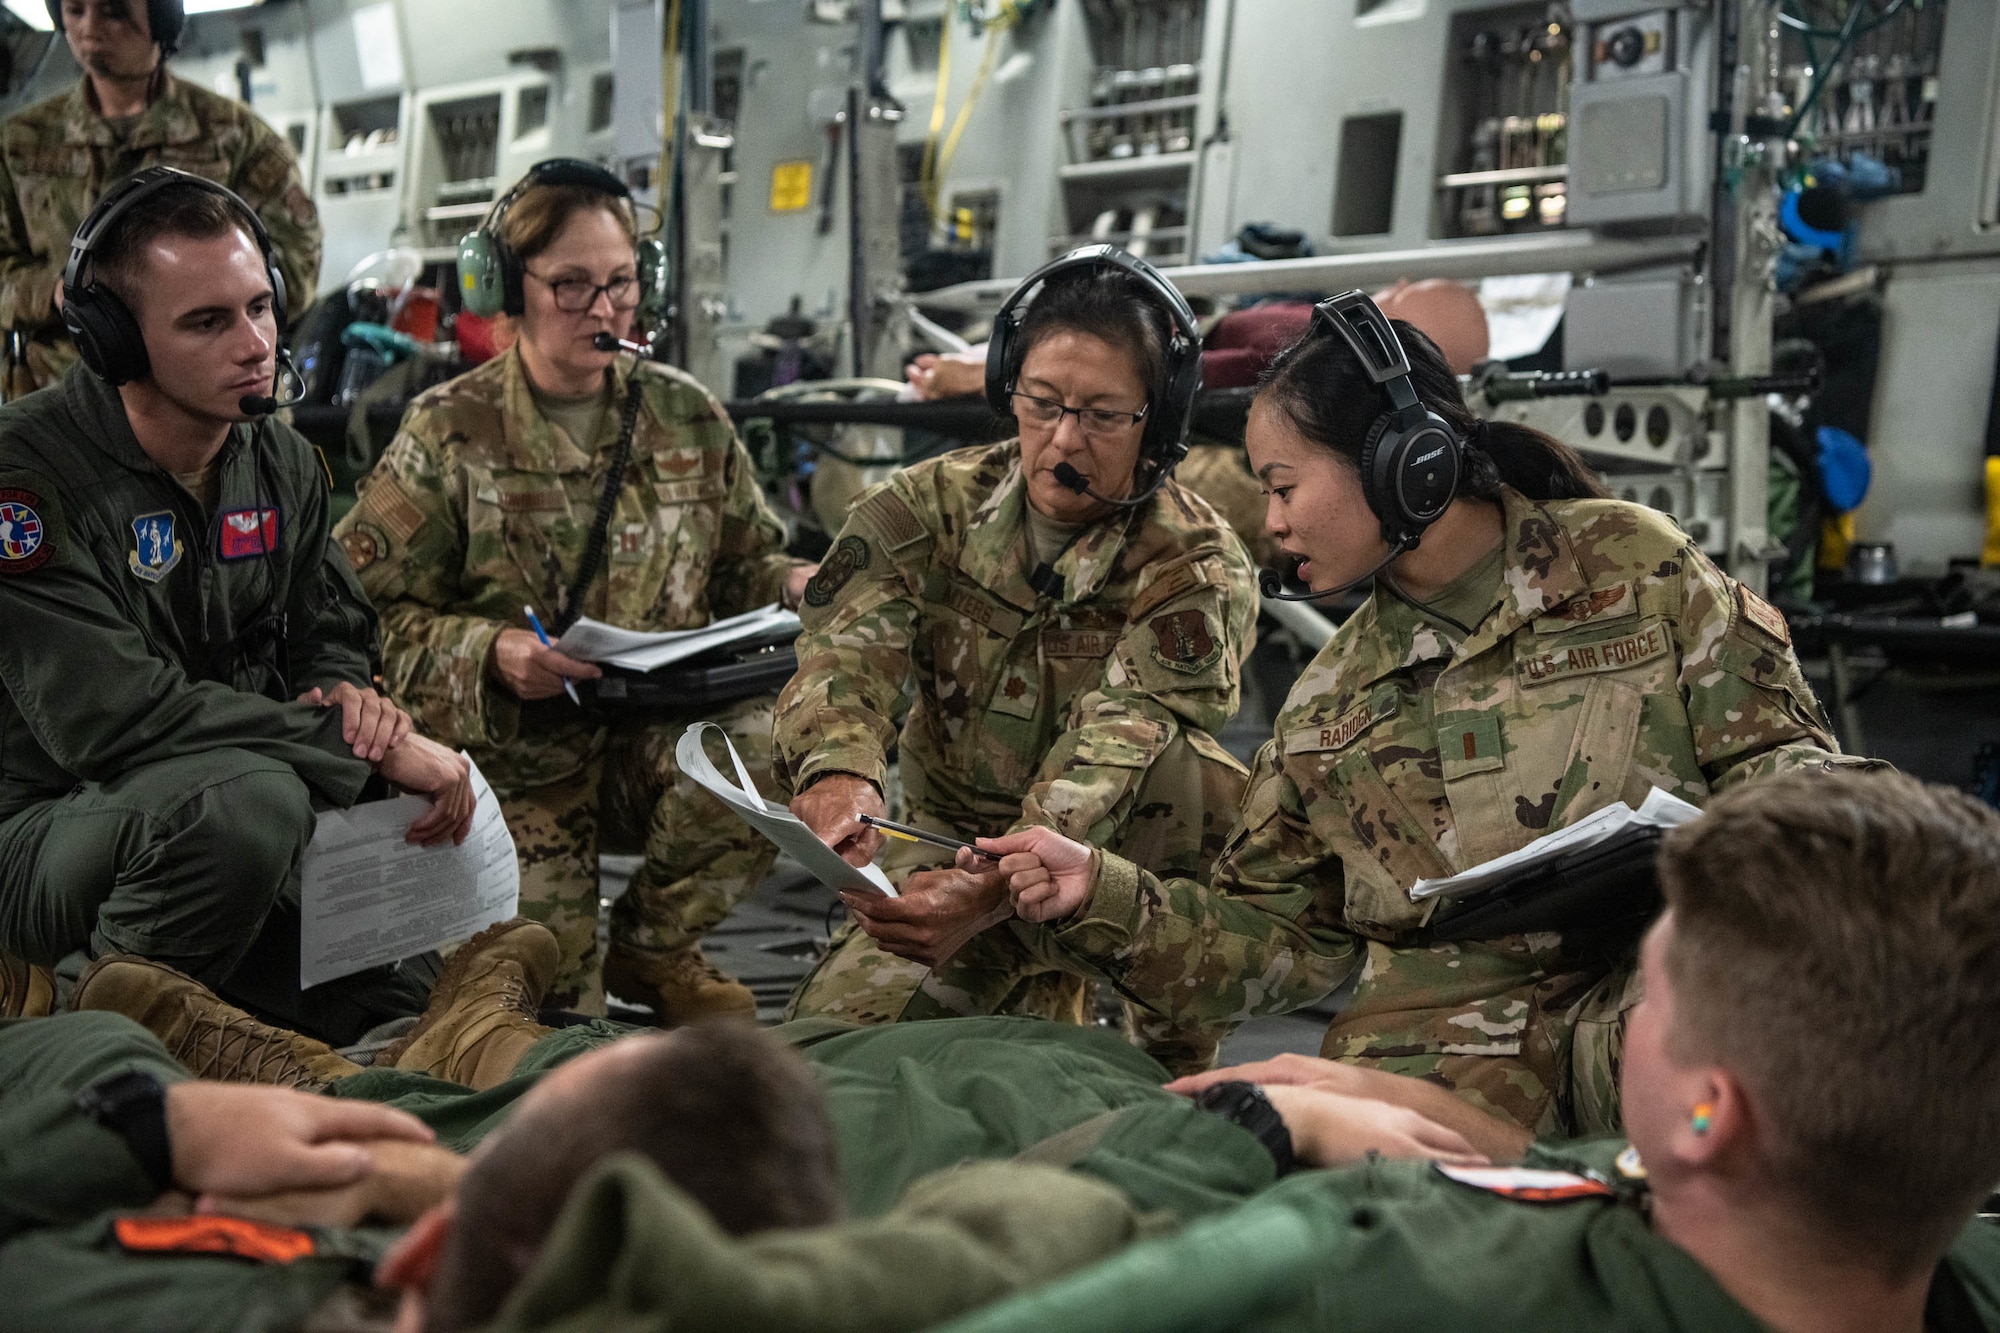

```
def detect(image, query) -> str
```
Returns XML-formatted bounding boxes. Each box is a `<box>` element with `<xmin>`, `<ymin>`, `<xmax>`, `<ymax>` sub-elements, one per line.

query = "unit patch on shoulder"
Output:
<box><xmin>1148</xmin><ymin>608</ymin><xmax>1222</xmax><ymax>674</ymax></box>
<box><xmin>0</xmin><ymin>486</ymin><xmax>53</xmax><ymax>573</ymax></box>
<box><xmin>1736</xmin><ymin>584</ymin><xmax>1791</xmax><ymax>646</ymax></box>
<box><xmin>804</xmin><ymin>534</ymin><xmax>871</xmax><ymax>607</ymax></box>
<box><xmin>339</xmin><ymin>521</ymin><xmax>387</xmax><ymax>573</ymax></box>
<box><xmin>113</xmin><ymin>1215</ymin><xmax>316</xmax><ymax>1264</ymax></box>
<box><xmin>129</xmin><ymin>511</ymin><xmax>181</xmax><ymax>583</ymax></box>
<box><xmin>218</xmin><ymin>507</ymin><xmax>280</xmax><ymax>560</ymax></box>
<box><xmin>1434</xmin><ymin>1162</ymin><xmax>1616</xmax><ymax>1203</ymax></box>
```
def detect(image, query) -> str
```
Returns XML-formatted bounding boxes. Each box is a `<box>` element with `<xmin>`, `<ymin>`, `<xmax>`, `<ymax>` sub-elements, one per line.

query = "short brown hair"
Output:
<box><xmin>91</xmin><ymin>180</ymin><xmax>259</xmax><ymax>316</ymax></box>
<box><xmin>1659</xmin><ymin>769</ymin><xmax>2000</xmax><ymax>1270</ymax></box>
<box><xmin>425</xmin><ymin>1020</ymin><xmax>843</xmax><ymax>1332</ymax></box>
<box><xmin>499</xmin><ymin>181</ymin><xmax>637</xmax><ymax>265</ymax></box>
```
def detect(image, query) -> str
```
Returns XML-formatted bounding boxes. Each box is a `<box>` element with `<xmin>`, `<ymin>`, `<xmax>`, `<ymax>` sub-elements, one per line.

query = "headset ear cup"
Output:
<box><xmin>984</xmin><ymin>309</ymin><xmax>1016</xmax><ymax>417</ymax></box>
<box><xmin>63</xmin><ymin>286</ymin><xmax>149</xmax><ymax>386</ymax></box>
<box><xmin>456</xmin><ymin>230</ymin><xmax>505</xmax><ymax>319</ymax></box>
<box><xmin>267</xmin><ymin>263</ymin><xmax>288</xmax><ymax>330</ymax></box>
<box><xmin>499</xmin><ymin>238</ymin><xmax>525</xmax><ymax>318</ymax></box>
<box><xmin>1356</xmin><ymin>411</ymin><xmax>1400</xmax><ymax>536</ymax></box>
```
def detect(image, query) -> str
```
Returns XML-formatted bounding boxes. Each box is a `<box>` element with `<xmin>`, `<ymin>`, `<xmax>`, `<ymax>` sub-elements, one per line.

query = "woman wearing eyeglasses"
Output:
<box><xmin>336</xmin><ymin>164</ymin><xmax>812</xmax><ymax>1018</ymax></box>
<box><xmin>774</xmin><ymin>250</ymin><xmax>1257</xmax><ymax>1074</ymax></box>
<box><xmin>976</xmin><ymin>297</ymin><xmax>1875</xmax><ymax>1135</ymax></box>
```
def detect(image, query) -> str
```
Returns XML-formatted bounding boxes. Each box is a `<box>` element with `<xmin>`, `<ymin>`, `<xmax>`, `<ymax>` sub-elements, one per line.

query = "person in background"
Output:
<box><xmin>0</xmin><ymin>0</ymin><xmax>321</xmax><ymax>396</ymax></box>
<box><xmin>338</xmin><ymin>160</ymin><xmax>813</xmax><ymax>1020</ymax></box>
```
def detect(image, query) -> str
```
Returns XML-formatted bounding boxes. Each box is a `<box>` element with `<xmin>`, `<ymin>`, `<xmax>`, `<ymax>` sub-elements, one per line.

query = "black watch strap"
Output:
<box><xmin>1191</xmin><ymin>1079</ymin><xmax>1297</xmax><ymax>1175</ymax></box>
<box><xmin>76</xmin><ymin>1069</ymin><xmax>173</xmax><ymax>1193</ymax></box>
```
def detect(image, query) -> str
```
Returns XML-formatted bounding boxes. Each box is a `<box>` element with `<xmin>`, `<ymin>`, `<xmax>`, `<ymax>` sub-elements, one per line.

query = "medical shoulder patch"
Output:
<box><xmin>339</xmin><ymin>520</ymin><xmax>388</xmax><ymax>573</ymax></box>
<box><xmin>804</xmin><ymin>534</ymin><xmax>871</xmax><ymax>607</ymax></box>
<box><xmin>0</xmin><ymin>484</ymin><xmax>55</xmax><ymax>574</ymax></box>
<box><xmin>1148</xmin><ymin>607</ymin><xmax>1223</xmax><ymax>674</ymax></box>
<box><xmin>1434</xmin><ymin>1162</ymin><xmax>1615</xmax><ymax>1203</ymax></box>
<box><xmin>1736</xmin><ymin>583</ymin><xmax>1791</xmax><ymax>646</ymax></box>
<box><xmin>113</xmin><ymin>1215</ymin><xmax>316</xmax><ymax>1264</ymax></box>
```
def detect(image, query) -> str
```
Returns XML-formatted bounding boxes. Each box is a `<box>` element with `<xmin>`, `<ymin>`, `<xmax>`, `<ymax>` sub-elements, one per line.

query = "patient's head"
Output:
<box><xmin>1622</xmin><ymin>769</ymin><xmax>2000</xmax><ymax>1275</ymax></box>
<box><xmin>384</xmin><ymin>1019</ymin><xmax>843</xmax><ymax>1333</ymax></box>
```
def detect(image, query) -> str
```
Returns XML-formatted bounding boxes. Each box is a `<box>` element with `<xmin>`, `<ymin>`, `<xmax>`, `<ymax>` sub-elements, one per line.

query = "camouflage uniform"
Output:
<box><xmin>334</xmin><ymin>346</ymin><xmax>800</xmax><ymax>1008</ymax></box>
<box><xmin>0</xmin><ymin>73</ymin><xmax>321</xmax><ymax>396</ymax></box>
<box><xmin>1035</xmin><ymin>489</ymin><xmax>1873</xmax><ymax>1134</ymax></box>
<box><xmin>776</xmin><ymin>440</ymin><xmax>1258</xmax><ymax>1071</ymax></box>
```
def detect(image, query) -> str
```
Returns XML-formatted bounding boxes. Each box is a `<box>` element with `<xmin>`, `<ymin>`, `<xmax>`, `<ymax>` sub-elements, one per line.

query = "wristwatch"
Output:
<box><xmin>76</xmin><ymin>1069</ymin><xmax>174</xmax><ymax>1193</ymax></box>
<box><xmin>1191</xmin><ymin>1080</ymin><xmax>1297</xmax><ymax>1175</ymax></box>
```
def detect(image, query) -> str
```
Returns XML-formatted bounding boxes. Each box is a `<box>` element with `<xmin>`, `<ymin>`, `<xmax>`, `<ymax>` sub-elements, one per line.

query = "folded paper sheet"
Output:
<box><xmin>557</xmin><ymin>604</ymin><xmax>800</xmax><ymax>673</ymax></box>
<box><xmin>300</xmin><ymin>756</ymin><xmax>520</xmax><ymax>988</ymax></box>
<box><xmin>677</xmin><ymin>722</ymin><xmax>898</xmax><ymax>897</ymax></box>
<box><xmin>1408</xmin><ymin>786</ymin><xmax>1702</xmax><ymax>903</ymax></box>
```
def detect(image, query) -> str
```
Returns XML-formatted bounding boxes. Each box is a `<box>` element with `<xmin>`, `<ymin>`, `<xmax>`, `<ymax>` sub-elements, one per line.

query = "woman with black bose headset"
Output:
<box><xmin>335</xmin><ymin>159</ymin><xmax>813</xmax><ymax>1019</ymax></box>
<box><xmin>978</xmin><ymin>291</ymin><xmax>1874</xmax><ymax>1135</ymax></box>
<box><xmin>774</xmin><ymin>246</ymin><xmax>1258</xmax><ymax>1074</ymax></box>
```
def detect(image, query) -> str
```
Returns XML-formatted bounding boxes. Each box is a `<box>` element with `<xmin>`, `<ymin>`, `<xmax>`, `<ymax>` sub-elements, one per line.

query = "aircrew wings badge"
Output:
<box><xmin>0</xmin><ymin>487</ymin><xmax>52</xmax><ymax>573</ymax></box>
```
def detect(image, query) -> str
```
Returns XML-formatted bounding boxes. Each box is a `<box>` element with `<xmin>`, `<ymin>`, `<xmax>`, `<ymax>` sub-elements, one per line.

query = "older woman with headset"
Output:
<box><xmin>981</xmin><ymin>291</ymin><xmax>1876</xmax><ymax>1134</ymax></box>
<box><xmin>775</xmin><ymin>246</ymin><xmax>1258</xmax><ymax>1073</ymax></box>
<box><xmin>336</xmin><ymin>159</ymin><xmax>811</xmax><ymax>1019</ymax></box>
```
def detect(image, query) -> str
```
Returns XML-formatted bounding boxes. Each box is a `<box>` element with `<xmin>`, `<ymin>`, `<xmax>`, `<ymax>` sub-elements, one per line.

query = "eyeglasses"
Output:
<box><xmin>1009</xmin><ymin>390</ymin><xmax>1148</xmax><ymax>439</ymax></box>
<box><xmin>526</xmin><ymin>269</ymin><xmax>642</xmax><ymax>313</ymax></box>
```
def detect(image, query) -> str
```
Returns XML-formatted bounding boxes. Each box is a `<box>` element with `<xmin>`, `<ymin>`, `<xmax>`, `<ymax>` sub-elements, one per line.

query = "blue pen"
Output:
<box><xmin>523</xmin><ymin>604</ymin><xmax>582</xmax><ymax>705</ymax></box>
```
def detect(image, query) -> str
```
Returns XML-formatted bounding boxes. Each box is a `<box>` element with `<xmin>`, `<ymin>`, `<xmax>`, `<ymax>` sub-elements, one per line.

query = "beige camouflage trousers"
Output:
<box><xmin>495</xmin><ymin>694</ymin><xmax>780</xmax><ymax>1012</ymax></box>
<box><xmin>786</xmin><ymin>730</ymin><xmax>1248</xmax><ymax>1077</ymax></box>
<box><xmin>1322</xmin><ymin>938</ymin><xmax>1643</xmax><ymax>1137</ymax></box>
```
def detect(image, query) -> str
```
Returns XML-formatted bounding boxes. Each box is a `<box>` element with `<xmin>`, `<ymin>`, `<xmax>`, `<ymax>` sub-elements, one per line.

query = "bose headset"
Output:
<box><xmin>984</xmin><ymin>243</ymin><xmax>1203</xmax><ymax>510</ymax></box>
<box><xmin>1258</xmin><ymin>289</ymin><xmax>1465</xmax><ymax>603</ymax></box>
<box><xmin>46</xmin><ymin>0</ymin><xmax>185</xmax><ymax>56</ymax></box>
<box><xmin>63</xmin><ymin>165</ymin><xmax>290</xmax><ymax>402</ymax></box>
<box><xmin>456</xmin><ymin>157</ymin><xmax>667</xmax><ymax>323</ymax></box>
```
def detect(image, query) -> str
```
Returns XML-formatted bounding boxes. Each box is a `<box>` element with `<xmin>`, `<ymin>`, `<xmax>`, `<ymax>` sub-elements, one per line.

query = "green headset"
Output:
<box><xmin>456</xmin><ymin>158</ymin><xmax>668</xmax><ymax>322</ymax></box>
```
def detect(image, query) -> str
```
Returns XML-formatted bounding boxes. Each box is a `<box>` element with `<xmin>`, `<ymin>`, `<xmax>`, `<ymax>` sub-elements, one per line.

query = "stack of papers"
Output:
<box><xmin>1408</xmin><ymin>787</ymin><xmax>1701</xmax><ymax>903</ymax></box>
<box><xmin>676</xmin><ymin>722</ymin><xmax>898</xmax><ymax>898</ymax></box>
<box><xmin>556</xmin><ymin>604</ymin><xmax>799</xmax><ymax>673</ymax></box>
<box><xmin>300</xmin><ymin>757</ymin><xmax>520</xmax><ymax>988</ymax></box>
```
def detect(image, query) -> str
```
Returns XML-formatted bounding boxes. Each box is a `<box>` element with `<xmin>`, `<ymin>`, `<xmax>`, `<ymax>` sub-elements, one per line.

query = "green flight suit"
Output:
<box><xmin>0</xmin><ymin>74</ymin><xmax>322</xmax><ymax>396</ymax></box>
<box><xmin>337</xmin><ymin>347</ymin><xmax>801</xmax><ymax>1007</ymax></box>
<box><xmin>0</xmin><ymin>1012</ymin><xmax>1273</xmax><ymax>1333</ymax></box>
<box><xmin>0</xmin><ymin>365</ymin><xmax>417</xmax><ymax>1041</ymax></box>
<box><xmin>1033</xmin><ymin>488</ymin><xmax>1875</xmax><ymax>1136</ymax></box>
<box><xmin>775</xmin><ymin>440</ymin><xmax>1258</xmax><ymax>1072</ymax></box>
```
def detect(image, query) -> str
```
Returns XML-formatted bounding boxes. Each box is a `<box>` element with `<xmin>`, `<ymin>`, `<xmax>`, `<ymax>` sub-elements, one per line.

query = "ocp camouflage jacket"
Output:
<box><xmin>336</xmin><ymin>347</ymin><xmax>796</xmax><ymax>790</ymax></box>
<box><xmin>772</xmin><ymin>439</ymin><xmax>1257</xmax><ymax>846</ymax></box>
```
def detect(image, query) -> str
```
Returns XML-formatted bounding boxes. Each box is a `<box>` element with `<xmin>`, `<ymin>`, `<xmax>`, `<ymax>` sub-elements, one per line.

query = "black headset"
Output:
<box><xmin>985</xmin><ymin>244</ymin><xmax>1202</xmax><ymax>505</ymax></box>
<box><xmin>62</xmin><ymin>165</ymin><xmax>288</xmax><ymax>387</ymax></box>
<box><xmin>46</xmin><ymin>0</ymin><xmax>185</xmax><ymax>56</ymax></box>
<box><xmin>1259</xmin><ymin>291</ymin><xmax>1465</xmax><ymax>602</ymax></box>
<box><xmin>456</xmin><ymin>157</ymin><xmax>667</xmax><ymax>321</ymax></box>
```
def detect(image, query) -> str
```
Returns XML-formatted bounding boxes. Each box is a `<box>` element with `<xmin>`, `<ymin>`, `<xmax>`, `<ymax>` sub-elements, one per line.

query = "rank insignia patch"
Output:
<box><xmin>219</xmin><ymin>507</ymin><xmax>280</xmax><ymax>560</ymax></box>
<box><xmin>129</xmin><ymin>511</ymin><xmax>181</xmax><ymax>583</ymax></box>
<box><xmin>0</xmin><ymin>488</ymin><xmax>52</xmax><ymax>573</ymax></box>
<box><xmin>1148</xmin><ymin>608</ymin><xmax>1222</xmax><ymax>674</ymax></box>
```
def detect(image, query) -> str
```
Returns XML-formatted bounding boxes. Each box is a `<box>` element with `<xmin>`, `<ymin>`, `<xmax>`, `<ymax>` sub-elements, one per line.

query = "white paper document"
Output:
<box><xmin>556</xmin><ymin>604</ymin><xmax>800</xmax><ymax>673</ymax></box>
<box><xmin>300</xmin><ymin>757</ymin><xmax>520</xmax><ymax>988</ymax></box>
<box><xmin>1408</xmin><ymin>787</ymin><xmax>1702</xmax><ymax>903</ymax></box>
<box><xmin>676</xmin><ymin>722</ymin><xmax>898</xmax><ymax>898</ymax></box>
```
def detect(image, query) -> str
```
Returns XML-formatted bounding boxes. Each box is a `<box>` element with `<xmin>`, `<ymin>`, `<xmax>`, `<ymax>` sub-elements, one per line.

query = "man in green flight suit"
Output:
<box><xmin>0</xmin><ymin>168</ymin><xmax>471</xmax><ymax>1042</ymax></box>
<box><xmin>0</xmin><ymin>0</ymin><xmax>322</xmax><ymax>396</ymax></box>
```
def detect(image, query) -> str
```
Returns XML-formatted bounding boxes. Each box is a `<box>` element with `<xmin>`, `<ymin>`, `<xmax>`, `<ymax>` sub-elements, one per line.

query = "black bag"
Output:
<box><xmin>1424</xmin><ymin>826</ymin><xmax>1666</xmax><ymax>942</ymax></box>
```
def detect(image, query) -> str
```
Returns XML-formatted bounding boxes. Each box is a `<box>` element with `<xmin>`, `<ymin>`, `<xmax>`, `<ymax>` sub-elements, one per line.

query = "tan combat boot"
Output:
<box><xmin>602</xmin><ymin>943</ymin><xmax>756</xmax><ymax>1027</ymax></box>
<box><xmin>71</xmin><ymin>955</ymin><xmax>363</xmax><ymax>1090</ymax></box>
<box><xmin>0</xmin><ymin>951</ymin><xmax>55</xmax><ymax>1018</ymax></box>
<box><xmin>379</xmin><ymin>918</ymin><xmax>558</xmax><ymax>1091</ymax></box>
